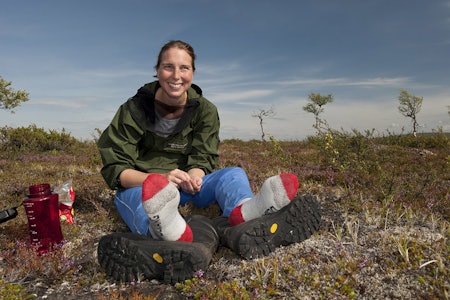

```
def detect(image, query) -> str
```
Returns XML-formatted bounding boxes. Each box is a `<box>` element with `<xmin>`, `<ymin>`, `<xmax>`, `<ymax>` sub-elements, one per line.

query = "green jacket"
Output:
<box><xmin>97</xmin><ymin>81</ymin><xmax>220</xmax><ymax>190</ymax></box>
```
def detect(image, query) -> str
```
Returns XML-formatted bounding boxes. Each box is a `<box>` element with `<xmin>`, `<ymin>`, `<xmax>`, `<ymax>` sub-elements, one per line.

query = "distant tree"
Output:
<box><xmin>398</xmin><ymin>89</ymin><xmax>423</xmax><ymax>137</ymax></box>
<box><xmin>303</xmin><ymin>93</ymin><xmax>334</xmax><ymax>134</ymax></box>
<box><xmin>0</xmin><ymin>76</ymin><xmax>30</xmax><ymax>113</ymax></box>
<box><xmin>447</xmin><ymin>105</ymin><xmax>450</xmax><ymax>116</ymax></box>
<box><xmin>252</xmin><ymin>106</ymin><xmax>275</xmax><ymax>141</ymax></box>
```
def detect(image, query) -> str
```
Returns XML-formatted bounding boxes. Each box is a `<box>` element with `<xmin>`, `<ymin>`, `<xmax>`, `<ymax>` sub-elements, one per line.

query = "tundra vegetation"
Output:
<box><xmin>0</xmin><ymin>124</ymin><xmax>448</xmax><ymax>299</ymax></box>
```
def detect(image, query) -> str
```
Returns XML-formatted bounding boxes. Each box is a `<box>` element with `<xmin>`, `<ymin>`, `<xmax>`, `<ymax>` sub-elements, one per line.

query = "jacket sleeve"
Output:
<box><xmin>186</xmin><ymin>99</ymin><xmax>220</xmax><ymax>174</ymax></box>
<box><xmin>97</xmin><ymin>103</ymin><xmax>144</xmax><ymax>189</ymax></box>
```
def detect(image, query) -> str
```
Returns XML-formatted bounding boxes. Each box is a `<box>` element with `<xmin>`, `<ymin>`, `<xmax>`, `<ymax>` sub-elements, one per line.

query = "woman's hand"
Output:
<box><xmin>187</xmin><ymin>175</ymin><xmax>202</xmax><ymax>194</ymax></box>
<box><xmin>165</xmin><ymin>168</ymin><xmax>190</xmax><ymax>188</ymax></box>
<box><xmin>165</xmin><ymin>168</ymin><xmax>204</xmax><ymax>194</ymax></box>
<box><xmin>187</xmin><ymin>168</ymin><xmax>205</xmax><ymax>194</ymax></box>
<box><xmin>120</xmin><ymin>168</ymin><xmax>205</xmax><ymax>194</ymax></box>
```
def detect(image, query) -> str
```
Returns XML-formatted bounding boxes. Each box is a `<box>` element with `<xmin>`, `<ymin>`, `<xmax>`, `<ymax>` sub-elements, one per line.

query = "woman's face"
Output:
<box><xmin>156</xmin><ymin>47</ymin><xmax>194</xmax><ymax>105</ymax></box>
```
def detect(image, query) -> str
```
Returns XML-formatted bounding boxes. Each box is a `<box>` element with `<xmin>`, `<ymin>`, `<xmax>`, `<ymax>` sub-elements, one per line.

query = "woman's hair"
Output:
<box><xmin>154</xmin><ymin>40</ymin><xmax>196</xmax><ymax>72</ymax></box>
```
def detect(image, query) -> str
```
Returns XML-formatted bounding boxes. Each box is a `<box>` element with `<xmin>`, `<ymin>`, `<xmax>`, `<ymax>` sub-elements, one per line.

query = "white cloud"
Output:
<box><xmin>212</xmin><ymin>89</ymin><xmax>274</xmax><ymax>103</ymax></box>
<box><xmin>274</xmin><ymin>77</ymin><xmax>412</xmax><ymax>88</ymax></box>
<box><xmin>30</xmin><ymin>98</ymin><xmax>86</xmax><ymax>109</ymax></box>
<box><xmin>74</xmin><ymin>69</ymin><xmax>153</xmax><ymax>79</ymax></box>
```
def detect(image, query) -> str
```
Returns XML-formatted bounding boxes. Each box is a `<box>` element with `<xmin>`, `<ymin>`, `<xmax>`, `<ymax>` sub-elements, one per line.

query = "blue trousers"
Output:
<box><xmin>114</xmin><ymin>167</ymin><xmax>254</xmax><ymax>235</ymax></box>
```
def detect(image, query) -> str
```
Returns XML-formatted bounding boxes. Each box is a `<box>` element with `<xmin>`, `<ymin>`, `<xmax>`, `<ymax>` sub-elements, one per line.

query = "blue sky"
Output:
<box><xmin>1</xmin><ymin>0</ymin><xmax>449</xmax><ymax>141</ymax></box>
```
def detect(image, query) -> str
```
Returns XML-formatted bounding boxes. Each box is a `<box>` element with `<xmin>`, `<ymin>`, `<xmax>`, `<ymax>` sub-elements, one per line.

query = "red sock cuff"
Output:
<box><xmin>228</xmin><ymin>205</ymin><xmax>245</xmax><ymax>226</ymax></box>
<box><xmin>280</xmin><ymin>173</ymin><xmax>299</xmax><ymax>200</ymax></box>
<box><xmin>177</xmin><ymin>224</ymin><xmax>193</xmax><ymax>242</ymax></box>
<box><xmin>142</xmin><ymin>174</ymin><xmax>170</xmax><ymax>201</ymax></box>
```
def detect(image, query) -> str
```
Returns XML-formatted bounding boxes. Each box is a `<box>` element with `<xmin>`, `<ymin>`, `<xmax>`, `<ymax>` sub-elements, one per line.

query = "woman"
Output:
<box><xmin>97</xmin><ymin>40</ymin><xmax>320</xmax><ymax>283</ymax></box>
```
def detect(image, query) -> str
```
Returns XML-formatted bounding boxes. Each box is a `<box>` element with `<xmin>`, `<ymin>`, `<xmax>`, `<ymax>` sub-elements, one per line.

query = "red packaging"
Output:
<box><xmin>54</xmin><ymin>180</ymin><xmax>76</xmax><ymax>224</ymax></box>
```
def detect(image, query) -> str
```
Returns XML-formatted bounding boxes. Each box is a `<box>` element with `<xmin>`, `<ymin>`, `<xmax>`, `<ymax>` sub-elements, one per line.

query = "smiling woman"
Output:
<box><xmin>96</xmin><ymin>40</ymin><xmax>319</xmax><ymax>284</ymax></box>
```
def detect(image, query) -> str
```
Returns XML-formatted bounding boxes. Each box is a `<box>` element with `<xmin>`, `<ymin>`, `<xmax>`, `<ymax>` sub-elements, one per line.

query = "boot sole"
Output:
<box><xmin>98</xmin><ymin>233</ymin><xmax>209</xmax><ymax>284</ymax></box>
<box><xmin>230</xmin><ymin>194</ymin><xmax>321</xmax><ymax>259</ymax></box>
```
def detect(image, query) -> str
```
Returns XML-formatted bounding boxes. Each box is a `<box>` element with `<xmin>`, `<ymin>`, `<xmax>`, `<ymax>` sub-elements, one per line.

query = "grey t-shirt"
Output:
<box><xmin>154</xmin><ymin>110</ymin><xmax>180</xmax><ymax>137</ymax></box>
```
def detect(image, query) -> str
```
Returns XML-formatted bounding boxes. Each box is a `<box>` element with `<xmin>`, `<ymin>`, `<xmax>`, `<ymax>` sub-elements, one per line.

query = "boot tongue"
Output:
<box><xmin>187</xmin><ymin>215</ymin><xmax>220</xmax><ymax>250</ymax></box>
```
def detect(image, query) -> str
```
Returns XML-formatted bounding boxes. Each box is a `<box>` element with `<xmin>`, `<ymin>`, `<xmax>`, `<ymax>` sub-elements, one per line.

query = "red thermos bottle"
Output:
<box><xmin>23</xmin><ymin>184</ymin><xmax>64</xmax><ymax>254</ymax></box>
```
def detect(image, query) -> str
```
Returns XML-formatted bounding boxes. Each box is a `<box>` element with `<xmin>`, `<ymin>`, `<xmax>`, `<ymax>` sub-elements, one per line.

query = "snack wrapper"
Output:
<box><xmin>54</xmin><ymin>179</ymin><xmax>76</xmax><ymax>224</ymax></box>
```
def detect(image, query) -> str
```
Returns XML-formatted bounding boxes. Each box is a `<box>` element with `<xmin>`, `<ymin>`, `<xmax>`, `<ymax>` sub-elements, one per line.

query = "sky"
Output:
<box><xmin>1</xmin><ymin>0</ymin><xmax>449</xmax><ymax>141</ymax></box>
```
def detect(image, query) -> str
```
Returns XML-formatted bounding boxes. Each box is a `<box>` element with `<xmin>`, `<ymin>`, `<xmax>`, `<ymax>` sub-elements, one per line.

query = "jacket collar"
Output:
<box><xmin>127</xmin><ymin>81</ymin><xmax>201</xmax><ymax>134</ymax></box>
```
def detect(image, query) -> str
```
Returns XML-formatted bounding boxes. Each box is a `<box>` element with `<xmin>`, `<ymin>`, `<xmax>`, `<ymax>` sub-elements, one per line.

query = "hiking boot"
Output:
<box><xmin>98</xmin><ymin>215</ymin><xmax>219</xmax><ymax>284</ymax></box>
<box><xmin>214</xmin><ymin>194</ymin><xmax>321</xmax><ymax>260</ymax></box>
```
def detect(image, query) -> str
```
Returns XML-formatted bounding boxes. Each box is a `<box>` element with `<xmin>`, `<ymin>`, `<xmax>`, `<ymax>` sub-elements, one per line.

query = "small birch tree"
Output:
<box><xmin>303</xmin><ymin>93</ymin><xmax>334</xmax><ymax>134</ymax></box>
<box><xmin>0</xmin><ymin>76</ymin><xmax>30</xmax><ymax>113</ymax></box>
<box><xmin>398</xmin><ymin>89</ymin><xmax>422</xmax><ymax>137</ymax></box>
<box><xmin>252</xmin><ymin>106</ymin><xmax>275</xmax><ymax>141</ymax></box>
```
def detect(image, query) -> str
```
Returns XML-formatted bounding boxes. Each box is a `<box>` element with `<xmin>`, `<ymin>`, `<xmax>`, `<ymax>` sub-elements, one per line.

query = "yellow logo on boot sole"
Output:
<box><xmin>270</xmin><ymin>223</ymin><xmax>278</xmax><ymax>233</ymax></box>
<box><xmin>153</xmin><ymin>253</ymin><xmax>163</xmax><ymax>264</ymax></box>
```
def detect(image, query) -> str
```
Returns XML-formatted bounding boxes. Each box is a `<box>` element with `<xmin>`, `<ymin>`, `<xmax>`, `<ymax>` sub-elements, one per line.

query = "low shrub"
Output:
<box><xmin>0</xmin><ymin>125</ymin><xmax>79</xmax><ymax>154</ymax></box>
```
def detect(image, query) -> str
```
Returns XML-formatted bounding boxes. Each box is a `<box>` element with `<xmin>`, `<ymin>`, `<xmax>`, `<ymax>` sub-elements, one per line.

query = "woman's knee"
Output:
<box><xmin>220</xmin><ymin>166</ymin><xmax>247</xmax><ymax>178</ymax></box>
